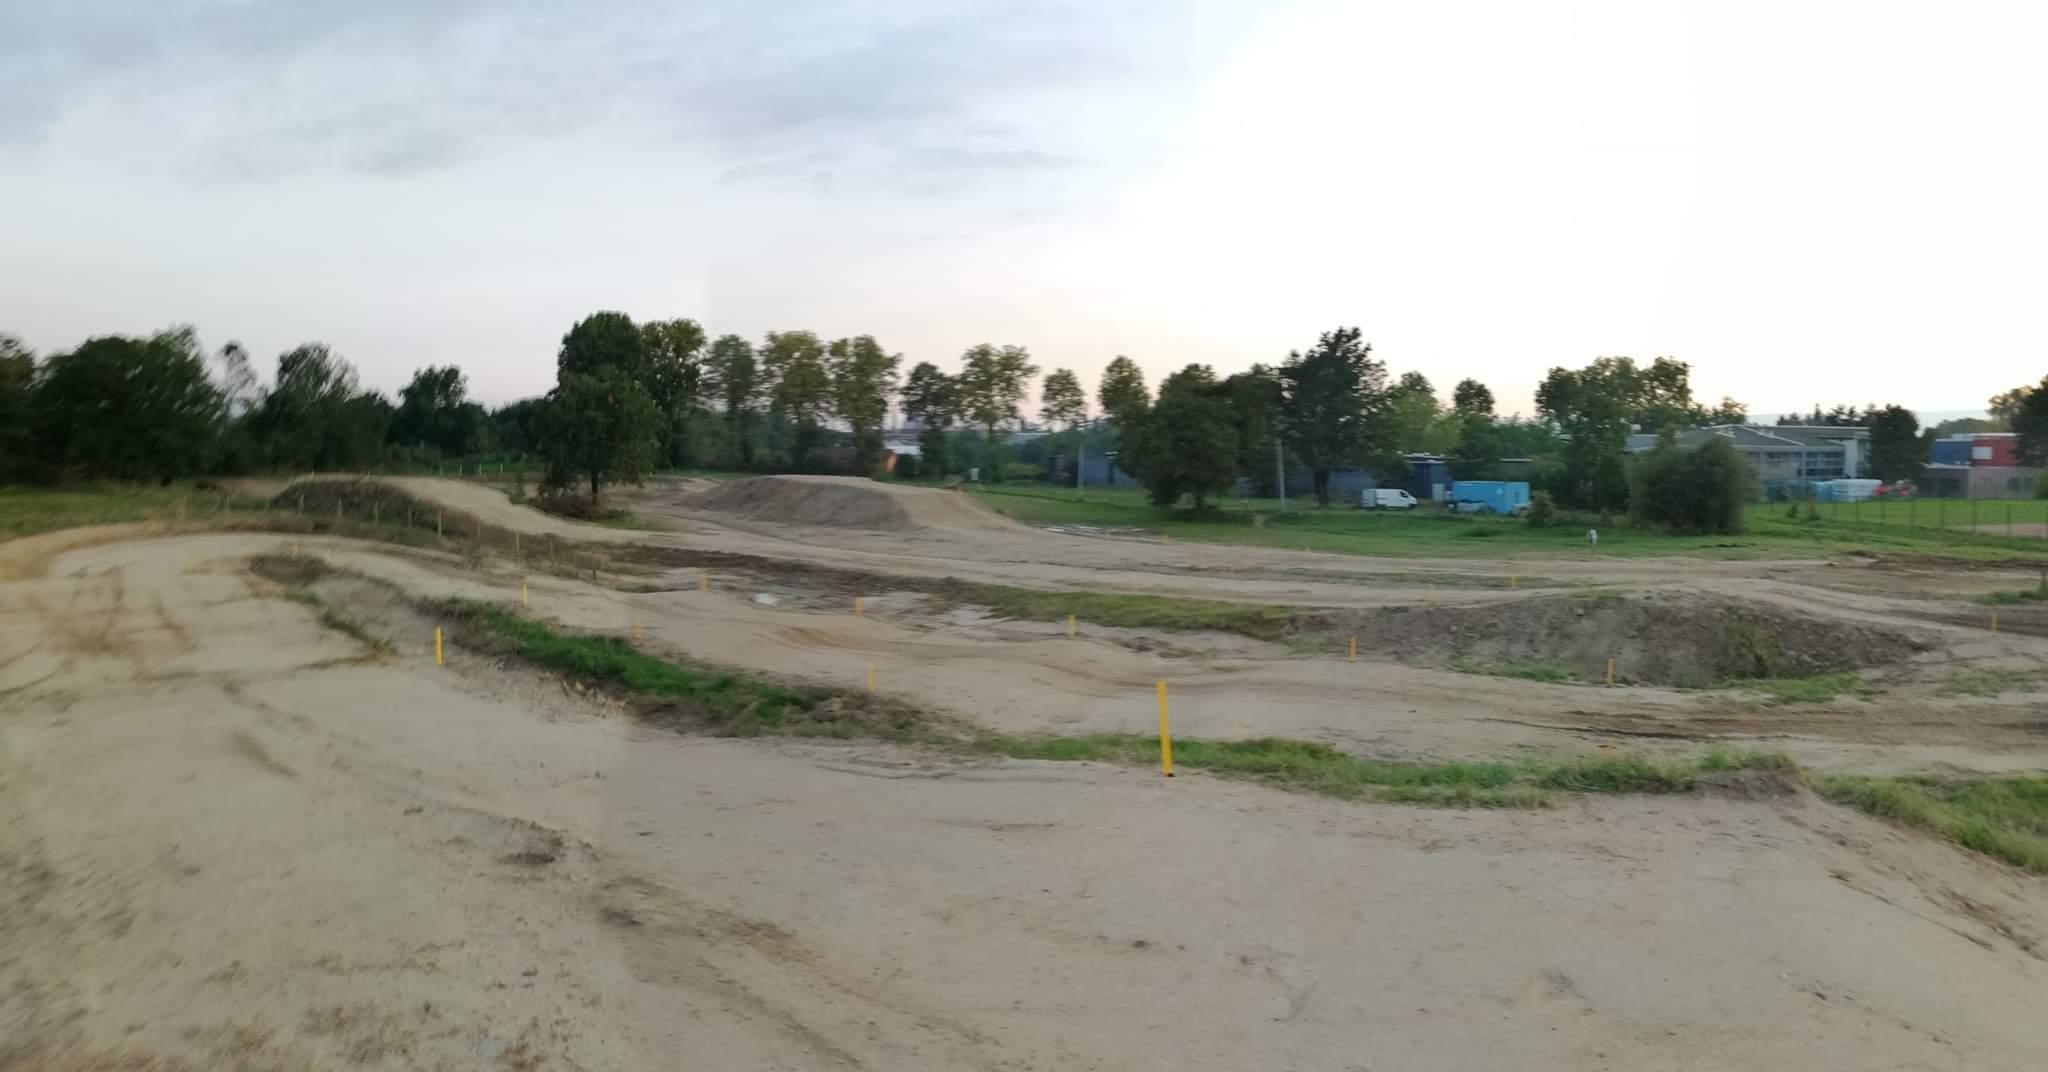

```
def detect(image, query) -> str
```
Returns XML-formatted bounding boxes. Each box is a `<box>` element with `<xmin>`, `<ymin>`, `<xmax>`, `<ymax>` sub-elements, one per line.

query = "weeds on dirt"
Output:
<box><xmin>1978</xmin><ymin>580</ymin><xmax>2048</xmax><ymax>605</ymax></box>
<box><xmin>1819</xmin><ymin>774</ymin><xmax>2048</xmax><ymax>874</ymax></box>
<box><xmin>255</xmin><ymin>554</ymin><xmax>394</xmax><ymax>657</ymax></box>
<box><xmin>442</xmin><ymin>599</ymin><xmax>927</xmax><ymax>738</ymax></box>
<box><xmin>1940</xmin><ymin>668</ymin><xmax>2048</xmax><ymax>698</ymax></box>
<box><xmin>952</xmin><ymin>585</ymin><xmax>1299</xmax><ymax>641</ymax></box>
<box><xmin>1722</xmin><ymin>672</ymin><xmax>1874</xmax><ymax>705</ymax></box>
<box><xmin>1449</xmin><ymin>656</ymin><xmax>1577</xmax><ymax>683</ymax></box>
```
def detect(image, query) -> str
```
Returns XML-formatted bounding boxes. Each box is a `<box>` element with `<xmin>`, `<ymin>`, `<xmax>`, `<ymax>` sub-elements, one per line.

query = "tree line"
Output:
<box><xmin>5</xmin><ymin>318</ymin><xmax>2043</xmax><ymax>532</ymax></box>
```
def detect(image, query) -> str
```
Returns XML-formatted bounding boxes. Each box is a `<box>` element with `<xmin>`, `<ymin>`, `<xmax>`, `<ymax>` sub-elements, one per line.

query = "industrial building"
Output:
<box><xmin>1921</xmin><ymin>432</ymin><xmax>2039</xmax><ymax>498</ymax></box>
<box><xmin>1626</xmin><ymin>424</ymin><xmax>1870</xmax><ymax>498</ymax></box>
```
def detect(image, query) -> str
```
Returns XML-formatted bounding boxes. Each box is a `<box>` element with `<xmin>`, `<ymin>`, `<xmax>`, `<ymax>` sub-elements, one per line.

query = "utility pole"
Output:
<box><xmin>1275</xmin><ymin>439</ymin><xmax>1287</xmax><ymax>511</ymax></box>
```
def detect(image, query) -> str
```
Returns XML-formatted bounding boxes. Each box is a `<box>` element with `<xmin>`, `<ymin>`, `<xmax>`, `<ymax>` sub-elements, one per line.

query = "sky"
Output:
<box><xmin>3</xmin><ymin>0</ymin><xmax>2044</xmax><ymax>419</ymax></box>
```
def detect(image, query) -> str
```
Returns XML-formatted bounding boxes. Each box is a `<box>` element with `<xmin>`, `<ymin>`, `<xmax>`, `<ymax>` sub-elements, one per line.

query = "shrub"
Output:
<box><xmin>1629</xmin><ymin>437</ymin><xmax>1755</xmax><ymax>534</ymax></box>
<box><xmin>892</xmin><ymin>454</ymin><xmax>923</xmax><ymax>481</ymax></box>
<box><xmin>2035</xmin><ymin>471</ymin><xmax>2048</xmax><ymax>499</ymax></box>
<box><xmin>999</xmin><ymin>461</ymin><xmax>1040</xmax><ymax>483</ymax></box>
<box><xmin>1525</xmin><ymin>489</ymin><xmax>1558</xmax><ymax>527</ymax></box>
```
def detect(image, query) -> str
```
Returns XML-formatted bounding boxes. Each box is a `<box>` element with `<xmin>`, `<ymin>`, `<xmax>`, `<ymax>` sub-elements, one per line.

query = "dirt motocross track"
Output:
<box><xmin>4</xmin><ymin>475</ymin><xmax>2048</xmax><ymax>1070</ymax></box>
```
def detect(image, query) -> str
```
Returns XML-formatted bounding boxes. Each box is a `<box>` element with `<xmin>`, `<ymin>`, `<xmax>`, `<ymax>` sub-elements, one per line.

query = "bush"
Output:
<box><xmin>892</xmin><ymin>454</ymin><xmax>923</xmax><ymax>481</ymax></box>
<box><xmin>1525</xmin><ymin>490</ymin><xmax>1558</xmax><ymax>527</ymax></box>
<box><xmin>1629</xmin><ymin>437</ymin><xmax>1755</xmax><ymax>534</ymax></box>
<box><xmin>999</xmin><ymin>461</ymin><xmax>1040</xmax><ymax>483</ymax></box>
<box><xmin>2035</xmin><ymin>471</ymin><xmax>2048</xmax><ymax>499</ymax></box>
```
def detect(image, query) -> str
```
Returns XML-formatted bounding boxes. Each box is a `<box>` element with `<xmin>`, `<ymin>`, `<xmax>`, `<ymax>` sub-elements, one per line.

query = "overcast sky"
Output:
<box><xmin>3</xmin><ymin>1</ymin><xmax>2043</xmax><ymax>417</ymax></box>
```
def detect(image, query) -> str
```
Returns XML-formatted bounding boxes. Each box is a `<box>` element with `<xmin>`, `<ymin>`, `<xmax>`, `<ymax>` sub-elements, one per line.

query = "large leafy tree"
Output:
<box><xmin>1040</xmin><ymin>368</ymin><xmax>1088</xmax><ymax>431</ymax></box>
<box><xmin>1535</xmin><ymin>357</ymin><xmax>1658</xmax><ymax>512</ymax></box>
<box><xmin>1279</xmin><ymin>326</ymin><xmax>1386</xmax><ymax>506</ymax></box>
<box><xmin>558</xmin><ymin>311</ymin><xmax>645</xmax><ymax>380</ymax></box>
<box><xmin>32</xmin><ymin>328</ymin><xmax>224</xmax><ymax>481</ymax></box>
<box><xmin>828</xmin><ymin>335</ymin><xmax>901</xmax><ymax>470</ymax></box>
<box><xmin>1451</xmin><ymin>379</ymin><xmax>1494</xmax><ymax>416</ymax></box>
<box><xmin>704</xmin><ymin>334</ymin><xmax>761</xmax><ymax>466</ymax></box>
<box><xmin>1867</xmin><ymin>404</ymin><xmax>1929</xmax><ymax>483</ymax></box>
<box><xmin>1</xmin><ymin>335</ymin><xmax>39</xmax><ymax>480</ymax></box>
<box><xmin>761</xmin><ymin>330</ymin><xmax>832</xmax><ymax>468</ymax></box>
<box><xmin>1990</xmin><ymin>386</ymin><xmax>2031</xmax><ymax>429</ymax></box>
<box><xmin>541</xmin><ymin>368</ymin><xmax>659</xmax><ymax>501</ymax></box>
<box><xmin>1097</xmin><ymin>356</ymin><xmax>1150</xmax><ymax>423</ymax></box>
<box><xmin>902</xmin><ymin>361</ymin><xmax>959</xmax><ymax>476</ymax></box>
<box><xmin>1448</xmin><ymin>377</ymin><xmax>1504</xmax><ymax>481</ymax></box>
<box><xmin>1122</xmin><ymin>365</ymin><xmax>1237</xmax><ymax>510</ymax></box>
<box><xmin>2012</xmin><ymin>378</ymin><xmax>2048</xmax><ymax>467</ymax></box>
<box><xmin>392</xmin><ymin>365</ymin><xmax>481</xmax><ymax>457</ymax></box>
<box><xmin>247</xmin><ymin>343</ymin><xmax>390</xmax><ymax>471</ymax></box>
<box><xmin>1385</xmin><ymin>371</ymin><xmax>1443</xmax><ymax>454</ymax></box>
<box><xmin>641</xmin><ymin>318</ymin><xmax>706</xmax><ymax>467</ymax></box>
<box><xmin>490</xmin><ymin>397</ymin><xmax>549</xmax><ymax>458</ymax></box>
<box><xmin>956</xmin><ymin>343</ymin><xmax>1040</xmax><ymax>456</ymax></box>
<box><xmin>1218</xmin><ymin>364</ymin><xmax>1283</xmax><ymax>492</ymax></box>
<box><xmin>1629</xmin><ymin>436</ymin><xmax>1755</xmax><ymax>534</ymax></box>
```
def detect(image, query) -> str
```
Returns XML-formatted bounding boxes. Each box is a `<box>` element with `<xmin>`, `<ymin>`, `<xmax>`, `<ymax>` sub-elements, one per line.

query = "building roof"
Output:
<box><xmin>1679</xmin><ymin>425</ymin><xmax>1865</xmax><ymax>450</ymax></box>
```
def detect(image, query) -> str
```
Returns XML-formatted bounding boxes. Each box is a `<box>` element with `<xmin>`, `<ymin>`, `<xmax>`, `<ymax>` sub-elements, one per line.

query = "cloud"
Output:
<box><xmin>1</xmin><ymin>0</ymin><xmax>1138</xmax><ymax>189</ymax></box>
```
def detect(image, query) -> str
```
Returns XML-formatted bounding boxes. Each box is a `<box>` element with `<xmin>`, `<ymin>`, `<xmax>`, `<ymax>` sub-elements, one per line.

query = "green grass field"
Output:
<box><xmin>0</xmin><ymin>484</ymin><xmax>272</xmax><ymax>540</ymax></box>
<box><xmin>964</xmin><ymin>484</ymin><xmax>2048</xmax><ymax>562</ymax></box>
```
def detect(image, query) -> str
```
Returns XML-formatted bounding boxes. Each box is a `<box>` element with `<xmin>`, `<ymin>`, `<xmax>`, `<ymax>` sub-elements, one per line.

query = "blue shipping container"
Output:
<box><xmin>1449</xmin><ymin>481</ymin><xmax>1531</xmax><ymax>514</ymax></box>
<box><xmin>1931</xmin><ymin>438</ymin><xmax>1973</xmax><ymax>466</ymax></box>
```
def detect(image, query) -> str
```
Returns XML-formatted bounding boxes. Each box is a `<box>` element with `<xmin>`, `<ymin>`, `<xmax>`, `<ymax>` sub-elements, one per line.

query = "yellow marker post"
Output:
<box><xmin>1605</xmin><ymin>657</ymin><xmax>1615</xmax><ymax>687</ymax></box>
<box><xmin>1067</xmin><ymin>613</ymin><xmax>1077</xmax><ymax>639</ymax></box>
<box><xmin>1509</xmin><ymin>576</ymin><xmax>1518</xmax><ymax>590</ymax></box>
<box><xmin>866</xmin><ymin>661</ymin><xmax>876</xmax><ymax>692</ymax></box>
<box><xmin>435</xmin><ymin>627</ymin><xmax>444</xmax><ymax>666</ymax></box>
<box><xmin>521</xmin><ymin>581</ymin><xmax>529</xmax><ymax>608</ymax></box>
<box><xmin>1156</xmin><ymin>680</ymin><xmax>1173</xmax><ymax>777</ymax></box>
<box><xmin>699</xmin><ymin>572</ymin><xmax>709</xmax><ymax>592</ymax></box>
<box><xmin>854</xmin><ymin>596</ymin><xmax>864</xmax><ymax>617</ymax></box>
<box><xmin>1349</xmin><ymin>636</ymin><xmax>1357</xmax><ymax>662</ymax></box>
<box><xmin>633</xmin><ymin>621</ymin><xmax>642</xmax><ymax>641</ymax></box>
<box><xmin>1991</xmin><ymin>610</ymin><xmax>1999</xmax><ymax>634</ymax></box>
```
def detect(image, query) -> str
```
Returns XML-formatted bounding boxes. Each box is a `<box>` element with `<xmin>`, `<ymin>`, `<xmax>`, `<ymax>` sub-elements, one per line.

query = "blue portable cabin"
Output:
<box><xmin>1448</xmin><ymin>480</ymin><xmax>1531</xmax><ymax>514</ymax></box>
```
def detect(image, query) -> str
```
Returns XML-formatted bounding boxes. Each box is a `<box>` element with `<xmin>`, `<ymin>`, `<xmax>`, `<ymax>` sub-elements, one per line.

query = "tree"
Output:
<box><xmin>214</xmin><ymin>341</ymin><xmax>260</xmax><ymax>418</ymax></box>
<box><xmin>0</xmin><ymin>336</ymin><xmax>37</xmax><ymax>480</ymax></box>
<box><xmin>761</xmin><ymin>330</ymin><xmax>832</xmax><ymax>469</ymax></box>
<box><xmin>1451</xmin><ymin>379</ymin><xmax>1494</xmax><ymax>417</ymax></box>
<box><xmin>246</xmin><ymin>343</ymin><xmax>389</xmax><ymax>471</ymax></box>
<box><xmin>1385</xmin><ymin>371</ymin><xmax>1442</xmax><ymax>454</ymax></box>
<box><xmin>1040</xmin><ymin>368</ymin><xmax>1088</xmax><ymax>431</ymax></box>
<box><xmin>490</xmin><ymin>397</ymin><xmax>549</xmax><ymax>458</ymax></box>
<box><xmin>1097</xmin><ymin>356</ymin><xmax>1150</xmax><ymax>423</ymax></box>
<box><xmin>956</xmin><ymin>343</ymin><xmax>1040</xmax><ymax>459</ymax></box>
<box><xmin>1629</xmin><ymin>436</ymin><xmax>1754</xmax><ymax>534</ymax></box>
<box><xmin>1535</xmin><ymin>358</ymin><xmax>1642</xmax><ymax>512</ymax></box>
<box><xmin>2008</xmin><ymin>379</ymin><xmax>2048</xmax><ymax>467</ymax></box>
<box><xmin>641</xmin><ymin>318</ymin><xmax>706</xmax><ymax>467</ymax></box>
<box><xmin>1219</xmin><ymin>364</ymin><xmax>1283</xmax><ymax>492</ymax></box>
<box><xmin>1868</xmin><ymin>404</ymin><xmax>1928</xmax><ymax>483</ymax></box>
<box><xmin>32</xmin><ymin>328</ymin><xmax>224</xmax><ymax>481</ymax></box>
<box><xmin>902</xmin><ymin>361</ymin><xmax>959</xmax><ymax>477</ymax></box>
<box><xmin>1121</xmin><ymin>365</ymin><xmax>1237</xmax><ymax>510</ymax></box>
<box><xmin>540</xmin><ymin>368</ymin><xmax>658</xmax><ymax>502</ymax></box>
<box><xmin>391</xmin><ymin>365</ymin><xmax>480</xmax><ymax>457</ymax></box>
<box><xmin>1279</xmin><ymin>327</ymin><xmax>1387</xmax><ymax>507</ymax></box>
<box><xmin>705</xmin><ymin>334</ymin><xmax>761</xmax><ymax>466</ymax></box>
<box><xmin>827</xmin><ymin>335</ymin><xmax>901</xmax><ymax>471</ymax></box>
<box><xmin>1990</xmin><ymin>386</ymin><xmax>2031</xmax><ymax>429</ymax></box>
<box><xmin>1696</xmin><ymin>397</ymin><xmax>1748</xmax><ymax>426</ymax></box>
<box><xmin>558</xmin><ymin>311</ymin><xmax>645</xmax><ymax>380</ymax></box>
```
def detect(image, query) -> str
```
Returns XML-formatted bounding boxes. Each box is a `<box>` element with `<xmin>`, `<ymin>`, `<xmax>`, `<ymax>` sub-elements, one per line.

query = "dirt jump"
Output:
<box><xmin>5</xmin><ymin>476</ymin><xmax>2048</xmax><ymax>1070</ymax></box>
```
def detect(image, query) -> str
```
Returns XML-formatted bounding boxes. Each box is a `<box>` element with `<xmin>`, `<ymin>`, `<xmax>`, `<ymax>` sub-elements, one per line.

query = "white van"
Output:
<box><xmin>1362</xmin><ymin>488</ymin><xmax>1418</xmax><ymax>510</ymax></box>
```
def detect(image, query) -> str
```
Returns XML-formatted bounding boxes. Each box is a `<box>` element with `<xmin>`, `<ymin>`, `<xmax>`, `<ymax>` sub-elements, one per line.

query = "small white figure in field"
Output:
<box><xmin>1587</xmin><ymin>528</ymin><xmax>1599</xmax><ymax>548</ymax></box>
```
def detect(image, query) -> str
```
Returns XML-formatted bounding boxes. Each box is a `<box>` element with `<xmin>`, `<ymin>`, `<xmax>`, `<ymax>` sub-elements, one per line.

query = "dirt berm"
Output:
<box><xmin>685</xmin><ymin>475</ymin><xmax>1028</xmax><ymax>533</ymax></box>
<box><xmin>1321</xmin><ymin>591</ymin><xmax>1934</xmax><ymax>686</ymax></box>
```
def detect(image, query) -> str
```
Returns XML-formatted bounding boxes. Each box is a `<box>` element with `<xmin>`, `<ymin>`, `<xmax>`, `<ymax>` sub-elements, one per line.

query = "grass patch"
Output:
<box><xmin>443</xmin><ymin>599</ymin><xmax>925</xmax><ymax>738</ymax></box>
<box><xmin>1978</xmin><ymin>580</ymin><xmax>2048</xmax><ymax>605</ymax></box>
<box><xmin>952</xmin><ymin>584</ymin><xmax>1298</xmax><ymax>641</ymax></box>
<box><xmin>1940</xmin><ymin>668</ymin><xmax>2048</xmax><ymax>698</ymax></box>
<box><xmin>1819</xmin><ymin>774</ymin><xmax>2048</xmax><ymax>874</ymax></box>
<box><xmin>1722</xmin><ymin>672</ymin><xmax>1874</xmax><ymax>705</ymax></box>
<box><xmin>982</xmin><ymin>735</ymin><xmax>1795</xmax><ymax>806</ymax></box>
<box><xmin>0</xmin><ymin>483</ymin><xmax>269</xmax><ymax>539</ymax></box>
<box><xmin>267</xmin><ymin>566</ymin><xmax>394</xmax><ymax>657</ymax></box>
<box><xmin>1450</xmin><ymin>656</ymin><xmax>1577</xmax><ymax>683</ymax></box>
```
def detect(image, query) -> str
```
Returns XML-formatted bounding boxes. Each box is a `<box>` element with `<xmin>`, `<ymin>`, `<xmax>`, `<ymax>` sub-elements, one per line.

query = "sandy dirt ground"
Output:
<box><xmin>5</xmin><ymin>483</ymin><xmax>2048</xmax><ymax>1069</ymax></box>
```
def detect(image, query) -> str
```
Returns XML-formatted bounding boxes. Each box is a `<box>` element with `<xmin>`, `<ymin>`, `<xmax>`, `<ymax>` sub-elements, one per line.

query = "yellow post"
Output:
<box><xmin>854</xmin><ymin>596</ymin><xmax>864</xmax><ymax>616</ymax></box>
<box><xmin>435</xmin><ymin>627</ymin><xmax>444</xmax><ymax>666</ymax></box>
<box><xmin>521</xmin><ymin>580</ymin><xmax>528</xmax><ymax>607</ymax></box>
<box><xmin>699</xmin><ymin>572</ymin><xmax>709</xmax><ymax>592</ymax></box>
<box><xmin>1510</xmin><ymin>576</ymin><xmax>1518</xmax><ymax>590</ymax></box>
<box><xmin>1605</xmin><ymin>657</ymin><xmax>1615</xmax><ymax>687</ymax></box>
<box><xmin>1067</xmin><ymin>613</ymin><xmax>1077</xmax><ymax>639</ymax></box>
<box><xmin>1991</xmin><ymin>610</ymin><xmax>1999</xmax><ymax>634</ymax></box>
<box><xmin>1156</xmin><ymin>680</ymin><xmax>1173</xmax><ymax>777</ymax></box>
<box><xmin>1349</xmin><ymin>636</ymin><xmax>1357</xmax><ymax>662</ymax></box>
<box><xmin>633</xmin><ymin>621</ymin><xmax>642</xmax><ymax>641</ymax></box>
<box><xmin>866</xmin><ymin>661</ymin><xmax>876</xmax><ymax>692</ymax></box>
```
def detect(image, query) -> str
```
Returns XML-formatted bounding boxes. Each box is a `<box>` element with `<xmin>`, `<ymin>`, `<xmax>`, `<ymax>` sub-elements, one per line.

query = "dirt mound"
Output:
<box><xmin>1320</xmin><ymin>592</ymin><xmax>1934</xmax><ymax>687</ymax></box>
<box><xmin>686</xmin><ymin>476</ymin><xmax>1026</xmax><ymax>534</ymax></box>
